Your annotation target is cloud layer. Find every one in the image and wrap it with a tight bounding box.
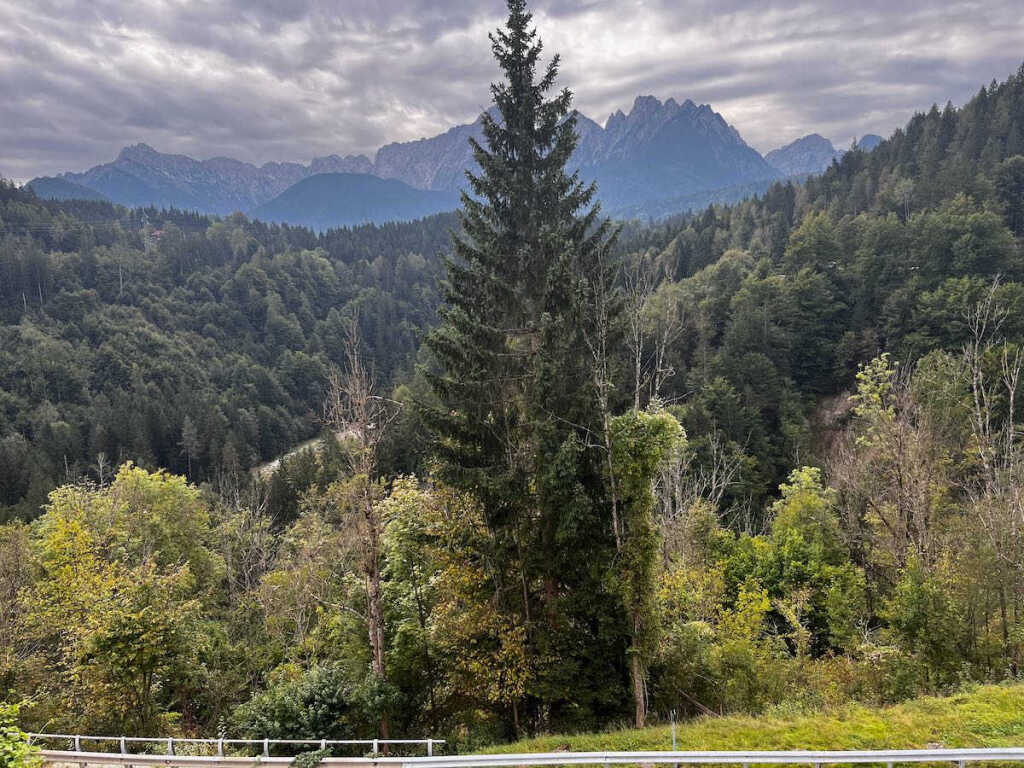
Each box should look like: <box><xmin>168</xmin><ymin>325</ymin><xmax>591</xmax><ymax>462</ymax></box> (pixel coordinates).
<box><xmin>2</xmin><ymin>0</ymin><xmax>1021</xmax><ymax>182</ymax></box>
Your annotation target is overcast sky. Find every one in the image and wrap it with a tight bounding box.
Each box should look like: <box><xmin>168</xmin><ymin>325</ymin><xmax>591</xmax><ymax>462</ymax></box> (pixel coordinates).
<box><xmin>1</xmin><ymin>0</ymin><xmax>1022</xmax><ymax>182</ymax></box>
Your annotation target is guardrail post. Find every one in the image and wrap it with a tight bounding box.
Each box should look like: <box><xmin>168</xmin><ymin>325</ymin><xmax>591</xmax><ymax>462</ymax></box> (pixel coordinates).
<box><xmin>120</xmin><ymin>737</ymin><xmax>126</xmax><ymax>754</ymax></box>
<box><xmin>218</xmin><ymin>738</ymin><xmax>224</xmax><ymax>757</ymax></box>
<box><xmin>264</xmin><ymin>738</ymin><xmax>270</xmax><ymax>757</ymax></box>
<box><xmin>959</xmin><ymin>762</ymin><xmax>966</xmax><ymax>768</ymax></box>
<box><xmin>427</xmin><ymin>739</ymin><xmax>433</xmax><ymax>757</ymax></box>
<box><xmin>74</xmin><ymin>736</ymin><xmax>81</xmax><ymax>753</ymax></box>
<box><xmin>373</xmin><ymin>739</ymin><xmax>379</xmax><ymax>756</ymax></box>
<box><xmin>168</xmin><ymin>738</ymin><xmax>175</xmax><ymax>756</ymax></box>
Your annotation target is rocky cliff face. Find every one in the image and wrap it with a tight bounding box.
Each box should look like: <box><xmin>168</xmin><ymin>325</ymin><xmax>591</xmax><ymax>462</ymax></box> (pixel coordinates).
<box><xmin>373</xmin><ymin>115</ymin><xmax>485</xmax><ymax>191</ymax></box>
<box><xmin>583</xmin><ymin>96</ymin><xmax>778</xmax><ymax>214</ymax></box>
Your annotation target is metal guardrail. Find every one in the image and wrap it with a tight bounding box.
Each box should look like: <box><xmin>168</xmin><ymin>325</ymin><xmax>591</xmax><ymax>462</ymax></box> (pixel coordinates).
<box><xmin>28</xmin><ymin>734</ymin><xmax>443</xmax><ymax>759</ymax></box>
<box><xmin>33</xmin><ymin>748</ymin><xmax>1024</xmax><ymax>768</ymax></box>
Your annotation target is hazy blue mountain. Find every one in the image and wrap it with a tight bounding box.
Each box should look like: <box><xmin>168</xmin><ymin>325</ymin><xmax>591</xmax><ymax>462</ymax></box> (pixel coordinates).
<box><xmin>765</xmin><ymin>133</ymin><xmax>842</xmax><ymax>177</ymax></box>
<box><xmin>856</xmin><ymin>134</ymin><xmax>883</xmax><ymax>150</ymax></box>
<box><xmin>763</xmin><ymin>132</ymin><xmax>885</xmax><ymax>180</ymax></box>
<box><xmin>59</xmin><ymin>144</ymin><xmax>373</xmax><ymax>213</ymax></box>
<box><xmin>250</xmin><ymin>173</ymin><xmax>460</xmax><ymax>230</ymax></box>
<box><xmin>27</xmin><ymin>176</ymin><xmax>110</xmax><ymax>202</ymax></box>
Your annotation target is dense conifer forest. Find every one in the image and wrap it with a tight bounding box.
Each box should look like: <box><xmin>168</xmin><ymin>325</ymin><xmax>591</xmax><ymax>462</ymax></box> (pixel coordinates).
<box><xmin>3</xmin><ymin>0</ymin><xmax>1024</xmax><ymax>750</ymax></box>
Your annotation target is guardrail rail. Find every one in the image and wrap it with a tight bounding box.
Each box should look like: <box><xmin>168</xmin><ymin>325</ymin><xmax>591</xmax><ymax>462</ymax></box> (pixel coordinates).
<box><xmin>29</xmin><ymin>746</ymin><xmax>1024</xmax><ymax>768</ymax></box>
<box><xmin>28</xmin><ymin>734</ymin><xmax>444</xmax><ymax>763</ymax></box>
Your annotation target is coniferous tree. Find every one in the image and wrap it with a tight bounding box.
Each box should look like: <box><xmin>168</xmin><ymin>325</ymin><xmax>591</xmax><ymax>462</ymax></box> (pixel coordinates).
<box><xmin>423</xmin><ymin>0</ymin><xmax>623</xmax><ymax>732</ymax></box>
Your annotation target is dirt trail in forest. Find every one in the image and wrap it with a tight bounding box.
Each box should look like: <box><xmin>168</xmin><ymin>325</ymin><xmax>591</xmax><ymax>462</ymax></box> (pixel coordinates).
<box><xmin>252</xmin><ymin>430</ymin><xmax>347</xmax><ymax>478</ymax></box>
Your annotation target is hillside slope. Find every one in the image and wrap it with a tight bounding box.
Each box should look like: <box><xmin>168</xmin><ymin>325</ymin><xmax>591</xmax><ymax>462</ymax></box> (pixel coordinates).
<box><xmin>27</xmin><ymin>176</ymin><xmax>110</xmax><ymax>202</ymax></box>
<box><xmin>251</xmin><ymin>172</ymin><xmax>460</xmax><ymax>229</ymax></box>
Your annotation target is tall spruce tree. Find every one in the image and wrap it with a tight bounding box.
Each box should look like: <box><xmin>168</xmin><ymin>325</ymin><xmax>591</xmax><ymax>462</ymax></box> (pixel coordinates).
<box><xmin>423</xmin><ymin>0</ymin><xmax>625</xmax><ymax>733</ymax></box>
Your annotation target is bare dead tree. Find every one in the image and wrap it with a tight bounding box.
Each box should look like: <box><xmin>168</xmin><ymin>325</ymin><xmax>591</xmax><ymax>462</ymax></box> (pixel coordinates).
<box><xmin>622</xmin><ymin>254</ymin><xmax>689</xmax><ymax>412</ymax></box>
<box><xmin>624</xmin><ymin>256</ymin><xmax>654</xmax><ymax>412</ymax></box>
<box><xmin>962</xmin><ymin>279</ymin><xmax>1024</xmax><ymax>671</ymax></box>
<box><xmin>218</xmin><ymin>488</ymin><xmax>277</xmax><ymax>601</ymax></box>
<box><xmin>657</xmin><ymin>429</ymin><xmax>744</xmax><ymax>562</ymax></box>
<box><xmin>965</xmin><ymin>278</ymin><xmax>1013</xmax><ymax>484</ymax></box>
<box><xmin>647</xmin><ymin>284</ymin><xmax>686</xmax><ymax>403</ymax></box>
<box><xmin>323</xmin><ymin>315</ymin><xmax>401</xmax><ymax>741</ymax></box>
<box><xmin>828</xmin><ymin>356</ymin><xmax>953</xmax><ymax>579</ymax></box>
<box><xmin>582</xmin><ymin>242</ymin><xmax>625</xmax><ymax>549</ymax></box>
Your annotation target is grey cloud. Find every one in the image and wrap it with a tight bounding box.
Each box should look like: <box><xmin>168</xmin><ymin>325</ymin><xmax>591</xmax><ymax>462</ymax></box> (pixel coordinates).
<box><xmin>0</xmin><ymin>0</ymin><xmax>1021</xmax><ymax>182</ymax></box>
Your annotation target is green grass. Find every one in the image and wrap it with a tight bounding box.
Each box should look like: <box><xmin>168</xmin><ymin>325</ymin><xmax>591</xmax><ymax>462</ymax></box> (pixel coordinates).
<box><xmin>480</xmin><ymin>684</ymin><xmax>1024</xmax><ymax>753</ymax></box>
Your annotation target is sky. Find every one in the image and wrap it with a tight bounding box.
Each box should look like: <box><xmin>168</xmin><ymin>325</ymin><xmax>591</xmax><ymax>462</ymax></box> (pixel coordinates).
<box><xmin>1</xmin><ymin>0</ymin><xmax>1022</xmax><ymax>183</ymax></box>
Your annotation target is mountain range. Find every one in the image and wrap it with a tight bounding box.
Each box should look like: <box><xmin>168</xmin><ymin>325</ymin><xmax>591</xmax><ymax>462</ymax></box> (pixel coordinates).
<box><xmin>29</xmin><ymin>96</ymin><xmax>883</xmax><ymax>227</ymax></box>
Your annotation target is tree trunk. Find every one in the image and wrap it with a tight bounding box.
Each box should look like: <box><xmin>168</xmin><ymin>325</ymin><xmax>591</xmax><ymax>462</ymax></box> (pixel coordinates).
<box><xmin>365</xmin><ymin>489</ymin><xmax>389</xmax><ymax>745</ymax></box>
<box><xmin>367</xmin><ymin>564</ymin><xmax>390</xmax><ymax>746</ymax></box>
<box><xmin>631</xmin><ymin>647</ymin><xmax>646</xmax><ymax>728</ymax></box>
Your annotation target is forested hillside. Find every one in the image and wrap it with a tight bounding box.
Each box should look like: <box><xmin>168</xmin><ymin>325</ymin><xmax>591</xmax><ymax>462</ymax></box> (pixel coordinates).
<box><xmin>624</xmin><ymin>66</ymin><xmax>1024</xmax><ymax>516</ymax></box>
<box><xmin>0</xmin><ymin>187</ymin><xmax>455</xmax><ymax>519</ymax></box>
<box><xmin>2</xmin><ymin>0</ymin><xmax>1024</xmax><ymax>753</ymax></box>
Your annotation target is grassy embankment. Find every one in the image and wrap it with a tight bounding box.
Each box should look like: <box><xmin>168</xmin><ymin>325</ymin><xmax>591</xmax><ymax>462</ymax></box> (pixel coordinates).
<box><xmin>480</xmin><ymin>684</ymin><xmax>1024</xmax><ymax>753</ymax></box>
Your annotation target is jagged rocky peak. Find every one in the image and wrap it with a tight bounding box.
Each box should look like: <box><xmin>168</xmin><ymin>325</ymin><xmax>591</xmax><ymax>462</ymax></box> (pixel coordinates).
<box><xmin>605</xmin><ymin>108</ymin><xmax>627</xmax><ymax>133</ymax></box>
<box><xmin>118</xmin><ymin>142</ymin><xmax>157</xmax><ymax>159</ymax></box>
<box><xmin>613</xmin><ymin>95</ymin><xmax>682</xmax><ymax>128</ymax></box>
<box><xmin>309</xmin><ymin>154</ymin><xmax>373</xmax><ymax>175</ymax></box>
<box><xmin>601</xmin><ymin>95</ymin><xmax>747</xmax><ymax>150</ymax></box>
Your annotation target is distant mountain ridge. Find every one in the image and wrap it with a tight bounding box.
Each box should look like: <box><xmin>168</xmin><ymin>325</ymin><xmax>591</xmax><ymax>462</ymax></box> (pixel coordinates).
<box><xmin>765</xmin><ymin>133</ymin><xmax>886</xmax><ymax>178</ymax></box>
<box><xmin>57</xmin><ymin>143</ymin><xmax>373</xmax><ymax>214</ymax></box>
<box><xmin>35</xmin><ymin>98</ymin><xmax>883</xmax><ymax>224</ymax></box>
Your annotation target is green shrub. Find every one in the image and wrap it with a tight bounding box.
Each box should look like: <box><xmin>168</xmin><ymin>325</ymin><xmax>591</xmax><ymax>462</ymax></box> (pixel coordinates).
<box><xmin>0</xmin><ymin>702</ymin><xmax>40</xmax><ymax>768</ymax></box>
<box><xmin>231</xmin><ymin>665</ymin><xmax>368</xmax><ymax>749</ymax></box>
